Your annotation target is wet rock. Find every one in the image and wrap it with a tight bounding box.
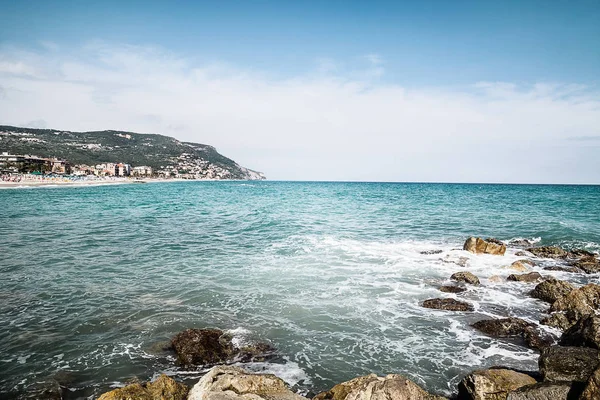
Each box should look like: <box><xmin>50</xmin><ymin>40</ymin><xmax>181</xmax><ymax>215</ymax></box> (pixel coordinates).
<box><xmin>507</xmin><ymin>272</ymin><xmax>543</xmax><ymax>283</ymax></box>
<box><xmin>509</xmin><ymin>239</ymin><xmax>534</xmax><ymax>248</ymax></box>
<box><xmin>506</xmin><ymin>261</ymin><xmax>531</xmax><ymax>272</ymax></box>
<box><xmin>439</xmin><ymin>285</ymin><xmax>467</xmax><ymax>293</ymax></box>
<box><xmin>581</xmin><ymin>365</ymin><xmax>600</xmax><ymax>400</ymax></box>
<box><xmin>451</xmin><ymin>271</ymin><xmax>480</xmax><ymax>285</ymax></box>
<box><xmin>506</xmin><ymin>382</ymin><xmax>577</xmax><ymax>400</ymax></box>
<box><xmin>314</xmin><ymin>373</ymin><xmax>446</xmax><ymax>400</ymax></box>
<box><xmin>569</xmin><ymin>249</ymin><xmax>597</xmax><ymax>259</ymax></box>
<box><xmin>171</xmin><ymin>328</ymin><xmax>274</xmax><ymax>367</ymax></box>
<box><xmin>527</xmin><ymin>246</ymin><xmax>567</xmax><ymax>259</ymax></box>
<box><xmin>540</xmin><ymin>314</ymin><xmax>572</xmax><ymax>332</ymax></box>
<box><xmin>188</xmin><ymin>365</ymin><xmax>306</xmax><ymax>400</ymax></box>
<box><xmin>515</xmin><ymin>251</ymin><xmax>532</xmax><ymax>257</ymax></box>
<box><xmin>422</xmin><ymin>298</ymin><xmax>474</xmax><ymax>311</ymax></box>
<box><xmin>542</xmin><ymin>266</ymin><xmax>582</xmax><ymax>273</ymax></box>
<box><xmin>529</xmin><ymin>278</ymin><xmax>575</xmax><ymax>304</ymax></box>
<box><xmin>472</xmin><ymin>318</ymin><xmax>532</xmax><ymax>337</ymax></box>
<box><xmin>572</xmin><ymin>256</ymin><xmax>600</xmax><ymax>274</ymax></box>
<box><xmin>559</xmin><ymin>316</ymin><xmax>600</xmax><ymax>349</ymax></box>
<box><xmin>549</xmin><ymin>284</ymin><xmax>600</xmax><ymax>330</ymax></box>
<box><xmin>488</xmin><ymin>275</ymin><xmax>505</xmax><ymax>283</ymax></box>
<box><xmin>421</xmin><ymin>250</ymin><xmax>443</xmax><ymax>255</ymax></box>
<box><xmin>172</xmin><ymin>328</ymin><xmax>235</xmax><ymax>366</ymax></box>
<box><xmin>464</xmin><ymin>237</ymin><xmax>506</xmax><ymax>256</ymax></box>
<box><xmin>98</xmin><ymin>374</ymin><xmax>188</xmax><ymax>400</ymax></box>
<box><xmin>539</xmin><ymin>346</ymin><xmax>600</xmax><ymax>383</ymax></box>
<box><xmin>457</xmin><ymin>368</ymin><xmax>537</xmax><ymax>400</ymax></box>
<box><xmin>522</xmin><ymin>326</ymin><xmax>555</xmax><ymax>351</ymax></box>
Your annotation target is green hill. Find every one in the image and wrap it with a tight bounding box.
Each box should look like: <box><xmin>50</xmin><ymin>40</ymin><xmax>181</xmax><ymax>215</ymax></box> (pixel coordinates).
<box><xmin>0</xmin><ymin>125</ymin><xmax>265</xmax><ymax>180</ymax></box>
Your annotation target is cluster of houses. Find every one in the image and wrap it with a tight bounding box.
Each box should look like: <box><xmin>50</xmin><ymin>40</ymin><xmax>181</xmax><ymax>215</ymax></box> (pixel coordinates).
<box><xmin>0</xmin><ymin>152</ymin><xmax>153</xmax><ymax>177</ymax></box>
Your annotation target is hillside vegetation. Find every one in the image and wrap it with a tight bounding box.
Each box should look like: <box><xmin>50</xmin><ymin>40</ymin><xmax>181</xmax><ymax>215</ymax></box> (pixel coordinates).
<box><xmin>0</xmin><ymin>125</ymin><xmax>264</xmax><ymax>179</ymax></box>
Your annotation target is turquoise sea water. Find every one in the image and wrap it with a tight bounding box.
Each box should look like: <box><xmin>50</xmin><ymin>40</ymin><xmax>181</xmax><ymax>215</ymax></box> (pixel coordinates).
<box><xmin>1</xmin><ymin>181</ymin><xmax>599</xmax><ymax>399</ymax></box>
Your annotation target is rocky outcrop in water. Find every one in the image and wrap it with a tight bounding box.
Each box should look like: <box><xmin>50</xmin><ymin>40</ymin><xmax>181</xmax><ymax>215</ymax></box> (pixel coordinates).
<box><xmin>529</xmin><ymin>278</ymin><xmax>575</xmax><ymax>304</ymax></box>
<box><xmin>464</xmin><ymin>237</ymin><xmax>506</xmax><ymax>256</ymax></box>
<box><xmin>457</xmin><ymin>368</ymin><xmax>537</xmax><ymax>400</ymax></box>
<box><xmin>507</xmin><ymin>272</ymin><xmax>542</xmax><ymax>283</ymax></box>
<box><xmin>439</xmin><ymin>285</ymin><xmax>467</xmax><ymax>293</ymax></box>
<box><xmin>507</xmin><ymin>261</ymin><xmax>531</xmax><ymax>272</ymax></box>
<box><xmin>559</xmin><ymin>316</ymin><xmax>600</xmax><ymax>349</ymax></box>
<box><xmin>422</xmin><ymin>298</ymin><xmax>474</xmax><ymax>311</ymax></box>
<box><xmin>451</xmin><ymin>271</ymin><xmax>480</xmax><ymax>285</ymax></box>
<box><xmin>314</xmin><ymin>373</ymin><xmax>447</xmax><ymax>400</ymax></box>
<box><xmin>539</xmin><ymin>346</ymin><xmax>600</xmax><ymax>383</ymax></box>
<box><xmin>471</xmin><ymin>318</ymin><xmax>553</xmax><ymax>351</ymax></box>
<box><xmin>188</xmin><ymin>365</ymin><xmax>306</xmax><ymax>400</ymax></box>
<box><xmin>171</xmin><ymin>328</ymin><xmax>274</xmax><ymax>367</ymax></box>
<box><xmin>98</xmin><ymin>374</ymin><xmax>188</xmax><ymax>400</ymax></box>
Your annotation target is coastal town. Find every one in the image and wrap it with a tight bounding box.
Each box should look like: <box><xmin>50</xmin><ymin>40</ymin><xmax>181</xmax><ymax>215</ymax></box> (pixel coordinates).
<box><xmin>0</xmin><ymin>150</ymin><xmax>263</xmax><ymax>185</ymax></box>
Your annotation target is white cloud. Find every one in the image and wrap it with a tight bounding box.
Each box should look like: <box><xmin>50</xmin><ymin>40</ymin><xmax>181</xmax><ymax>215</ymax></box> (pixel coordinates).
<box><xmin>0</xmin><ymin>43</ymin><xmax>599</xmax><ymax>183</ymax></box>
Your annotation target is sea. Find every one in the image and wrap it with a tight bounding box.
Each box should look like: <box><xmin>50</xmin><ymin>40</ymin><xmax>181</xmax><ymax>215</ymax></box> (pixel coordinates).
<box><xmin>1</xmin><ymin>181</ymin><xmax>599</xmax><ymax>399</ymax></box>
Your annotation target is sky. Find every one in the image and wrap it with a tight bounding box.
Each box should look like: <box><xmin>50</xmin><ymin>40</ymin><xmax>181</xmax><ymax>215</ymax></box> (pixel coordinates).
<box><xmin>0</xmin><ymin>0</ymin><xmax>599</xmax><ymax>183</ymax></box>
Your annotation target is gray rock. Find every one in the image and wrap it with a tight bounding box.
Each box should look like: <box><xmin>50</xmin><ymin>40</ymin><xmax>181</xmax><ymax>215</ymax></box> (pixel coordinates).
<box><xmin>539</xmin><ymin>346</ymin><xmax>600</xmax><ymax>383</ymax></box>
<box><xmin>439</xmin><ymin>285</ymin><xmax>467</xmax><ymax>293</ymax></box>
<box><xmin>422</xmin><ymin>298</ymin><xmax>474</xmax><ymax>311</ymax></box>
<box><xmin>451</xmin><ymin>271</ymin><xmax>480</xmax><ymax>285</ymax></box>
<box><xmin>506</xmin><ymin>382</ymin><xmax>575</xmax><ymax>400</ymax></box>
<box><xmin>507</xmin><ymin>272</ymin><xmax>543</xmax><ymax>283</ymax></box>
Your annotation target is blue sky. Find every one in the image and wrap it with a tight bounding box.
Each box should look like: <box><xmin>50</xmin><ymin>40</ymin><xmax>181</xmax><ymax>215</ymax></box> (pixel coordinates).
<box><xmin>1</xmin><ymin>1</ymin><xmax>599</xmax><ymax>182</ymax></box>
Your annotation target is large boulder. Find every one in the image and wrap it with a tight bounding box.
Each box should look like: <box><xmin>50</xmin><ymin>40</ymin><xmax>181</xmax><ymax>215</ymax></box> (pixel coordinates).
<box><xmin>188</xmin><ymin>365</ymin><xmax>306</xmax><ymax>400</ymax></box>
<box><xmin>539</xmin><ymin>346</ymin><xmax>600</xmax><ymax>383</ymax></box>
<box><xmin>313</xmin><ymin>373</ymin><xmax>446</xmax><ymax>400</ymax></box>
<box><xmin>527</xmin><ymin>247</ymin><xmax>568</xmax><ymax>259</ymax></box>
<box><xmin>457</xmin><ymin>368</ymin><xmax>537</xmax><ymax>400</ymax></box>
<box><xmin>529</xmin><ymin>279</ymin><xmax>575</xmax><ymax>304</ymax></box>
<box><xmin>422</xmin><ymin>298</ymin><xmax>474</xmax><ymax>311</ymax></box>
<box><xmin>171</xmin><ymin>329</ymin><xmax>274</xmax><ymax>367</ymax></box>
<box><xmin>559</xmin><ymin>316</ymin><xmax>600</xmax><ymax>349</ymax></box>
<box><xmin>451</xmin><ymin>272</ymin><xmax>480</xmax><ymax>285</ymax></box>
<box><xmin>547</xmin><ymin>284</ymin><xmax>600</xmax><ymax>330</ymax></box>
<box><xmin>507</xmin><ymin>272</ymin><xmax>542</xmax><ymax>283</ymax></box>
<box><xmin>464</xmin><ymin>237</ymin><xmax>506</xmax><ymax>256</ymax></box>
<box><xmin>505</xmin><ymin>382</ymin><xmax>576</xmax><ymax>400</ymax></box>
<box><xmin>98</xmin><ymin>374</ymin><xmax>188</xmax><ymax>400</ymax></box>
<box><xmin>581</xmin><ymin>365</ymin><xmax>600</xmax><ymax>400</ymax></box>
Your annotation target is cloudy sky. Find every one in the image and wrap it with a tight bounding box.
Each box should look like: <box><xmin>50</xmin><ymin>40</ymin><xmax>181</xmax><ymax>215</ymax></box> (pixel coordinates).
<box><xmin>1</xmin><ymin>1</ymin><xmax>599</xmax><ymax>183</ymax></box>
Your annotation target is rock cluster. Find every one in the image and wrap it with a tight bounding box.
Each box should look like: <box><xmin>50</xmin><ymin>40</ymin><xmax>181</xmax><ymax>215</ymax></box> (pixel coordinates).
<box><xmin>97</xmin><ymin>238</ymin><xmax>600</xmax><ymax>400</ymax></box>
